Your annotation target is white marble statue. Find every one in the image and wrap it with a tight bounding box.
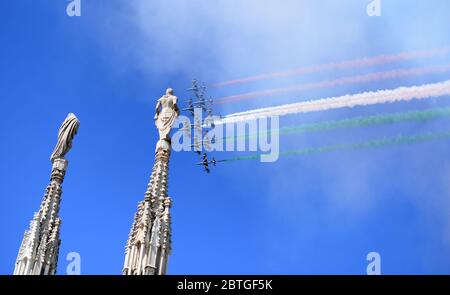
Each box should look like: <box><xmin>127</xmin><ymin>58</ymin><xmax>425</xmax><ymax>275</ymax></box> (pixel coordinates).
<box><xmin>154</xmin><ymin>88</ymin><xmax>179</xmax><ymax>141</ymax></box>
<box><xmin>50</xmin><ymin>113</ymin><xmax>80</xmax><ymax>162</ymax></box>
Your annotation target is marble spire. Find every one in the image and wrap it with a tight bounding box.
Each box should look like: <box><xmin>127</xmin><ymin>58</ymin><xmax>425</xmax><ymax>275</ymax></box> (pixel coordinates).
<box><xmin>14</xmin><ymin>113</ymin><xmax>80</xmax><ymax>275</ymax></box>
<box><xmin>123</xmin><ymin>89</ymin><xmax>178</xmax><ymax>275</ymax></box>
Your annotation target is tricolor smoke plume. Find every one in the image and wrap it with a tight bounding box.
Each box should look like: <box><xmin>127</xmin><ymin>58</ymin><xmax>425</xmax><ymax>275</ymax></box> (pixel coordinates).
<box><xmin>223</xmin><ymin>130</ymin><xmax>450</xmax><ymax>162</ymax></box>
<box><xmin>216</xmin><ymin>80</ymin><xmax>450</xmax><ymax>125</ymax></box>
<box><xmin>218</xmin><ymin>107</ymin><xmax>450</xmax><ymax>143</ymax></box>
<box><xmin>216</xmin><ymin>64</ymin><xmax>450</xmax><ymax>104</ymax></box>
<box><xmin>213</xmin><ymin>47</ymin><xmax>450</xmax><ymax>88</ymax></box>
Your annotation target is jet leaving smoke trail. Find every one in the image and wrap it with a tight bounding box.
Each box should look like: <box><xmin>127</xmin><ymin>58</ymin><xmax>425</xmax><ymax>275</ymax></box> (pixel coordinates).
<box><xmin>216</xmin><ymin>80</ymin><xmax>450</xmax><ymax>125</ymax></box>
<box><xmin>216</xmin><ymin>64</ymin><xmax>450</xmax><ymax>104</ymax></box>
<box><xmin>222</xmin><ymin>130</ymin><xmax>450</xmax><ymax>162</ymax></box>
<box><xmin>217</xmin><ymin>107</ymin><xmax>450</xmax><ymax>143</ymax></box>
<box><xmin>213</xmin><ymin>47</ymin><xmax>450</xmax><ymax>88</ymax></box>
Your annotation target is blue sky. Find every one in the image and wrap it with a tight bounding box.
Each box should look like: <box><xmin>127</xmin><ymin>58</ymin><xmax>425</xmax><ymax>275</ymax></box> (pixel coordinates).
<box><xmin>1</xmin><ymin>0</ymin><xmax>450</xmax><ymax>274</ymax></box>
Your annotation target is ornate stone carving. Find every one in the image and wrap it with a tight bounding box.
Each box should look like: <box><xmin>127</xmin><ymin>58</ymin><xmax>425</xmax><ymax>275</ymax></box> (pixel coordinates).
<box><xmin>123</xmin><ymin>89</ymin><xmax>176</xmax><ymax>275</ymax></box>
<box><xmin>14</xmin><ymin>113</ymin><xmax>79</xmax><ymax>275</ymax></box>
<box><xmin>154</xmin><ymin>88</ymin><xmax>179</xmax><ymax>142</ymax></box>
<box><xmin>50</xmin><ymin>113</ymin><xmax>80</xmax><ymax>162</ymax></box>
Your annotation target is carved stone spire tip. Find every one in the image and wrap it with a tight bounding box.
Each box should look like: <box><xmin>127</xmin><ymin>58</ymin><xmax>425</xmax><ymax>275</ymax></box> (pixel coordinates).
<box><xmin>50</xmin><ymin>113</ymin><xmax>80</xmax><ymax>162</ymax></box>
<box><xmin>154</xmin><ymin>88</ymin><xmax>179</xmax><ymax>142</ymax></box>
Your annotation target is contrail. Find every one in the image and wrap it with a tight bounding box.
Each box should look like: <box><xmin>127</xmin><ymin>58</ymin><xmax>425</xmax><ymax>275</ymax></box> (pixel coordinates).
<box><xmin>213</xmin><ymin>46</ymin><xmax>450</xmax><ymax>88</ymax></box>
<box><xmin>216</xmin><ymin>80</ymin><xmax>450</xmax><ymax>125</ymax></box>
<box><xmin>222</xmin><ymin>130</ymin><xmax>450</xmax><ymax>162</ymax></box>
<box><xmin>216</xmin><ymin>64</ymin><xmax>450</xmax><ymax>104</ymax></box>
<box><xmin>217</xmin><ymin>107</ymin><xmax>450</xmax><ymax>143</ymax></box>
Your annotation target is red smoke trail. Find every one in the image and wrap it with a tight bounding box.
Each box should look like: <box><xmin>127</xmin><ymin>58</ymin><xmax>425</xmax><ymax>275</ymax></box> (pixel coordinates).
<box><xmin>215</xmin><ymin>64</ymin><xmax>450</xmax><ymax>105</ymax></box>
<box><xmin>213</xmin><ymin>47</ymin><xmax>450</xmax><ymax>88</ymax></box>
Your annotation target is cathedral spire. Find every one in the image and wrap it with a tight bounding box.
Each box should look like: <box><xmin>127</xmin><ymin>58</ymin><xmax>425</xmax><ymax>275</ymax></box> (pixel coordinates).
<box><xmin>14</xmin><ymin>113</ymin><xmax>80</xmax><ymax>275</ymax></box>
<box><xmin>123</xmin><ymin>89</ymin><xmax>179</xmax><ymax>275</ymax></box>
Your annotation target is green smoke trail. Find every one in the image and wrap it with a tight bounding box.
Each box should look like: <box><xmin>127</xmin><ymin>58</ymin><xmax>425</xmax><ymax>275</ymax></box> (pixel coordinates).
<box><xmin>217</xmin><ymin>107</ymin><xmax>450</xmax><ymax>143</ymax></box>
<box><xmin>222</xmin><ymin>130</ymin><xmax>450</xmax><ymax>162</ymax></box>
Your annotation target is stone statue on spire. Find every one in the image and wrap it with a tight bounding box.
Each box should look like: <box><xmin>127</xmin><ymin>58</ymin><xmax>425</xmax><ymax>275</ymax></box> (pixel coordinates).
<box><xmin>50</xmin><ymin>113</ymin><xmax>80</xmax><ymax>162</ymax></box>
<box><xmin>14</xmin><ymin>113</ymin><xmax>79</xmax><ymax>275</ymax></box>
<box><xmin>154</xmin><ymin>88</ymin><xmax>179</xmax><ymax>142</ymax></box>
<box><xmin>123</xmin><ymin>88</ymin><xmax>177</xmax><ymax>275</ymax></box>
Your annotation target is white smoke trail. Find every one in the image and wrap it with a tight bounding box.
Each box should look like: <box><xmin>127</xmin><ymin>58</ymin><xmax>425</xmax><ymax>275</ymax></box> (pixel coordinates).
<box><xmin>216</xmin><ymin>80</ymin><xmax>450</xmax><ymax>125</ymax></box>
